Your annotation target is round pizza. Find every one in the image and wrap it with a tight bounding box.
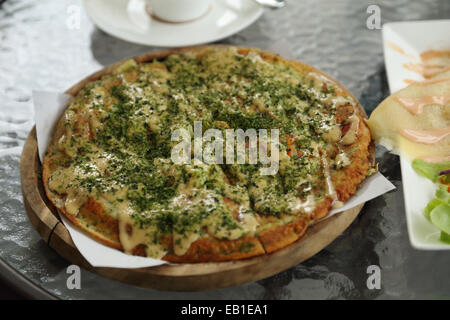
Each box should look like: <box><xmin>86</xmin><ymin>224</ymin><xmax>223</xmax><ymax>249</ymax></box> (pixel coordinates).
<box><xmin>42</xmin><ymin>46</ymin><xmax>373</xmax><ymax>263</ymax></box>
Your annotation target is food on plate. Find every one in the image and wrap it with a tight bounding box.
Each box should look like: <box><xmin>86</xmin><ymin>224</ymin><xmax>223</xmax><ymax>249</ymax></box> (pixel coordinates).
<box><xmin>412</xmin><ymin>159</ymin><xmax>450</xmax><ymax>244</ymax></box>
<box><xmin>42</xmin><ymin>46</ymin><xmax>373</xmax><ymax>262</ymax></box>
<box><xmin>367</xmin><ymin>77</ymin><xmax>450</xmax><ymax>160</ymax></box>
<box><xmin>369</xmin><ymin>47</ymin><xmax>450</xmax><ymax>245</ymax></box>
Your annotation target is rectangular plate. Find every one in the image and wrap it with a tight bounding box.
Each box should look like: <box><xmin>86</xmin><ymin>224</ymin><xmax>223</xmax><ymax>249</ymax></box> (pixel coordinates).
<box><xmin>382</xmin><ymin>20</ymin><xmax>450</xmax><ymax>250</ymax></box>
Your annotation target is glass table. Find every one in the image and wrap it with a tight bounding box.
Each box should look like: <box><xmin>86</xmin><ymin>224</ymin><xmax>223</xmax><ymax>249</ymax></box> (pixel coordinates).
<box><xmin>0</xmin><ymin>0</ymin><xmax>449</xmax><ymax>299</ymax></box>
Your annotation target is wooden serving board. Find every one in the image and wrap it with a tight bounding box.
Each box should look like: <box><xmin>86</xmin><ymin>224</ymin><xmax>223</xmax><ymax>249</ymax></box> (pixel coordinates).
<box><xmin>20</xmin><ymin>46</ymin><xmax>366</xmax><ymax>291</ymax></box>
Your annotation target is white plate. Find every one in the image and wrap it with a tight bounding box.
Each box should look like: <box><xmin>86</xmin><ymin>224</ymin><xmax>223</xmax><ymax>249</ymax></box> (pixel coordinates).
<box><xmin>382</xmin><ymin>20</ymin><xmax>450</xmax><ymax>250</ymax></box>
<box><xmin>83</xmin><ymin>0</ymin><xmax>264</xmax><ymax>47</ymax></box>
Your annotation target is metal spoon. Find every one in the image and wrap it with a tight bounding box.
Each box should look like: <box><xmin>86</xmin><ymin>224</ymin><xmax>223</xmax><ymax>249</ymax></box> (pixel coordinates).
<box><xmin>254</xmin><ymin>0</ymin><xmax>286</xmax><ymax>9</ymax></box>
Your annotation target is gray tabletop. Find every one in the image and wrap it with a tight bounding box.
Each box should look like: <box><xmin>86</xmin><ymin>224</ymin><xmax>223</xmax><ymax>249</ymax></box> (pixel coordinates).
<box><xmin>0</xmin><ymin>0</ymin><xmax>449</xmax><ymax>300</ymax></box>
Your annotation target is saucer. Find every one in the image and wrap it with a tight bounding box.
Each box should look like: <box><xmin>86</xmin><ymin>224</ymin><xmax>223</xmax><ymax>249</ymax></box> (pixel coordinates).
<box><xmin>83</xmin><ymin>0</ymin><xmax>264</xmax><ymax>47</ymax></box>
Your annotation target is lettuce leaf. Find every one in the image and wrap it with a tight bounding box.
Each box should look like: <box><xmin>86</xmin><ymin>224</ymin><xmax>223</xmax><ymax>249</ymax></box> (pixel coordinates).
<box><xmin>435</xmin><ymin>184</ymin><xmax>450</xmax><ymax>203</ymax></box>
<box><xmin>412</xmin><ymin>159</ymin><xmax>450</xmax><ymax>182</ymax></box>
<box><xmin>412</xmin><ymin>159</ymin><xmax>450</xmax><ymax>245</ymax></box>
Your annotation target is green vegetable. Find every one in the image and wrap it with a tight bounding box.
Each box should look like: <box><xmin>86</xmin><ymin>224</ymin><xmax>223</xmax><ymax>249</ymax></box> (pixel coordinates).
<box><xmin>440</xmin><ymin>231</ymin><xmax>450</xmax><ymax>244</ymax></box>
<box><xmin>430</xmin><ymin>204</ymin><xmax>450</xmax><ymax>234</ymax></box>
<box><xmin>435</xmin><ymin>184</ymin><xmax>450</xmax><ymax>203</ymax></box>
<box><xmin>412</xmin><ymin>159</ymin><xmax>450</xmax><ymax>245</ymax></box>
<box><xmin>412</xmin><ymin>159</ymin><xmax>450</xmax><ymax>182</ymax></box>
<box><xmin>424</xmin><ymin>198</ymin><xmax>446</xmax><ymax>221</ymax></box>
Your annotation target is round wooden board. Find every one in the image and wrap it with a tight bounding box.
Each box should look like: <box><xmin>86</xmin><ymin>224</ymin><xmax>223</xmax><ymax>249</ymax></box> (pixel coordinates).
<box><xmin>20</xmin><ymin>46</ymin><xmax>368</xmax><ymax>291</ymax></box>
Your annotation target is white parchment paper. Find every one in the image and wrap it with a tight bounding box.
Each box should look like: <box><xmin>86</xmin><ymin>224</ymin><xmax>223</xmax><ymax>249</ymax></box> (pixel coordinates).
<box><xmin>31</xmin><ymin>50</ymin><xmax>395</xmax><ymax>268</ymax></box>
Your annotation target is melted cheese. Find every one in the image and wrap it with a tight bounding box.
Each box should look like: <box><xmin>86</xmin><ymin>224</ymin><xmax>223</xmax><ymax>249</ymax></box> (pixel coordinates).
<box><xmin>65</xmin><ymin>191</ymin><xmax>87</xmax><ymax>216</ymax></box>
<box><xmin>322</xmin><ymin>155</ymin><xmax>337</xmax><ymax>202</ymax></box>
<box><xmin>322</xmin><ymin>124</ymin><xmax>341</xmax><ymax>142</ymax></box>
<box><xmin>118</xmin><ymin>207</ymin><xmax>168</xmax><ymax>259</ymax></box>
<box><xmin>341</xmin><ymin>114</ymin><xmax>360</xmax><ymax>145</ymax></box>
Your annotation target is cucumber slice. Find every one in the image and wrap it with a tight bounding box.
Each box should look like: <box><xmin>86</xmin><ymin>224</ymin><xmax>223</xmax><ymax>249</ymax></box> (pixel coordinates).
<box><xmin>424</xmin><ymin>199</ymin><xmax>447</xmax><ymax>222</ymax></box>
<box><xmin>430</xmin><ymin>204</ymin><xmax>450</xmax><ymax>235</ymax></box>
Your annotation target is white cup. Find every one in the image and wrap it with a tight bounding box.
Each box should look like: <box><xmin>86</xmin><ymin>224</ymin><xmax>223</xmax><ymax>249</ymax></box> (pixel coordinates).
<box><xmin>146</xmin><ymin>0</ymin><xmax>211</xmax><ymax>23</ymax></box>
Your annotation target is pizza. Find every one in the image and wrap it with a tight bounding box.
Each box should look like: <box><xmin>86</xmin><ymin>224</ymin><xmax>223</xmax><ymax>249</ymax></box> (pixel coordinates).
<box><xmin>42</xmin><ymin>46</ymin><xmax>374</xmax><ymax>263</ymax></box>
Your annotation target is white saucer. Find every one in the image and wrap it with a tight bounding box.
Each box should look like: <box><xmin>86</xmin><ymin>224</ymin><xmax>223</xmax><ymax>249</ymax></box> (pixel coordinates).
<box><xmin>83</xmin><ymin>0</ymin><xmax>264</xmax><ymax>47</ymax></box>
